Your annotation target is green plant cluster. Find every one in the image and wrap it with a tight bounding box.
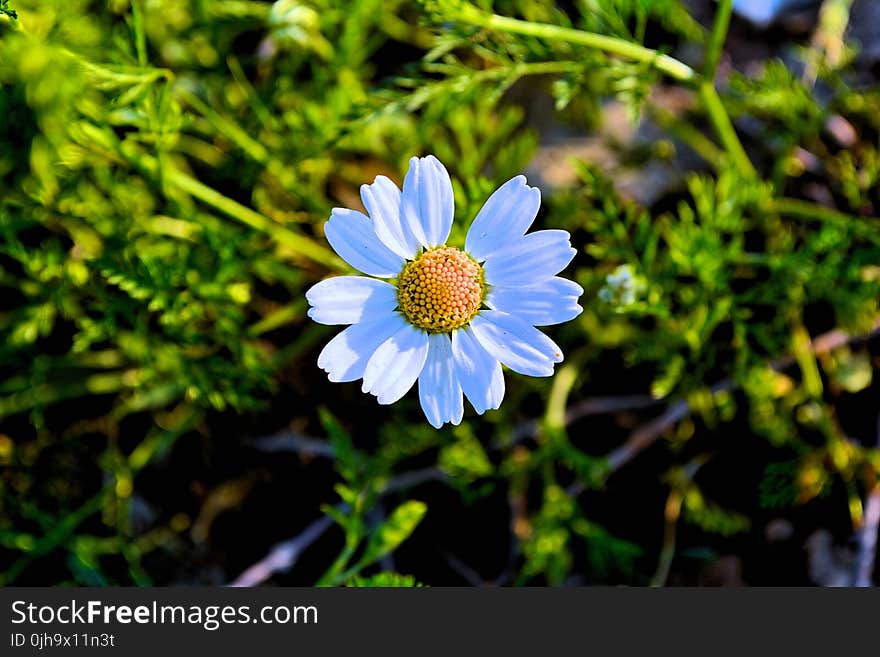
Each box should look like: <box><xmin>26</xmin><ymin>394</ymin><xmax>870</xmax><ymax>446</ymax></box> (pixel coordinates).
<box><xmin>1</xmin><ymin>0</ymin><xmax>879</xmax><ymax>586</ymax></box>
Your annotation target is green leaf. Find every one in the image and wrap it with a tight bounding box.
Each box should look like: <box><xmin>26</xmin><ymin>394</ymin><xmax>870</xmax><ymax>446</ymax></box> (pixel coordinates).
<box><xmin>359</xmin><ymin>500</ymin><xmax>427</xmax><ymax>568</ymax></box>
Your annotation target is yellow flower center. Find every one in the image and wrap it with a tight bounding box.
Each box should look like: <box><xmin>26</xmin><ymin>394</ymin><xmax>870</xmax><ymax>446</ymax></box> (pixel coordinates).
<box><xmin>397</xmin><ymin>246</ymin><xmax>485</xmax><ymax>333</ymax></box>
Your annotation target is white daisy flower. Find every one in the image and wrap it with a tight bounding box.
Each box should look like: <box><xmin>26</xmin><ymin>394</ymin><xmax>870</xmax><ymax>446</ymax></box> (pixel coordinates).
<box><xmin>306</xmin><ymin>155</ymin><xmax>584</xmax><ymax>428</ymax></box>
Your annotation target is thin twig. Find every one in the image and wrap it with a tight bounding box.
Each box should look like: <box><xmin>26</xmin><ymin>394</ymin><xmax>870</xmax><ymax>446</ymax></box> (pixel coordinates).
<box><xmin>382</xmin><ymin>467</ymin><xmax>447</xmax><ymax>493</ymax></box>
<box><xmin>368</xmin><ymin>506</ymin><xmax>396</xmax><ymax>573</ymax></box>
<box><xmin>254</xmin><ymin>398</ymin><xmax>661</xmax><ymax>458</ymax></box>
<box><xmin>228</xmin><ymin>467</ymin><xmax>447</xmax><ymax>586</ymax></box>
<box><xmin>605</xmin><ymin>320</ymin><xmax>880</xmax><ymax>476</ymax></box>
<box><xmin>854</xmin><ymin>412</ymin><xmax>880</xmax><ymax>587</ymax></box>
<box><xmin>453</xmin><ymin>6</ymin><xmax>696</xmax><ymax>83</ymax></box>
<box><xmin>607</xmin><ymin>379</ymin><xmax>733</xmax><ymax>474</ymax></box>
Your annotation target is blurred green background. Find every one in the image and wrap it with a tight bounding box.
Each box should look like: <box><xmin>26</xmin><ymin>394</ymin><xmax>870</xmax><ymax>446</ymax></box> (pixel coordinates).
<box><xmin>1</xmin><ymin>0</ymin><xmax>879</xmax><ymax>586</ymax></box>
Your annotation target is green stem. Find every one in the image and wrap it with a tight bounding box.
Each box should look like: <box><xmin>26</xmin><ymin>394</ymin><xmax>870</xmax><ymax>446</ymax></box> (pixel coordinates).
<box><xmin>456</xmin><ymin>5</ymin><xmax>759</xmax><ymax>179</ymax></box>
<box><xmin>767</xmin><ymin>197</ymin><xmax>880</xmax><ymax>239</ymax></box>
<box><xmin>454</xmin><ymin>7</ymin><xmax>696</xmax><ymax>83</ymax></box>
<box><xmin>500</xmin><ymin>60</ymin><xmax>588</xmax><ymax>77</ymax></box>
<box><xmin>316</xmin><ymin>539</ymin><xmax>359</xmax><ymax>587</ymax></box>
<box><xmin>698</xmin><ymin>0</ymin><xmax>756</xmax><ymax>177</ymax></box>
<box><xmin>703</xmin><ymin>0</ymin><xmax>733</xmax><ymax>78</ymax></box>
<box><xmin>249</xmin><ymin>300</ymin><xmax>307</xmax><ymax>337</ymax></box>
<box><xmin>647</xmin><ymin>105</ymin><xmax>725</xmax><ymax>166</ymax></box>
<box><xmin>543</xmin><ymin>364</ymin><xmax>577</xmax><ymax>435</ymax></box>
<box><xmin>698</xmin><ymin>81</ymin><xmax>756</xmax><ymax>178</ymax></box>
<box><xmin>792</xmin><ymin>322</ymin><xmax>824</xmax><ymax>398</ymax></box>
<box><xmin>227</xmin><ymin>55</ymin><xmax>276</xmax><ymax>131</ymax></box>
<box><xmin>118</xmin><ymin>146</ymin><xmax>345</xmax><ymax>271</ymax></box>
<box><xmin>2</xmin><ymin>493</ymin><xmax>106</xmax><ymax>586</ymax></box>
<box><xmin>0</xmin><ymin>371</ymin><xmax>136</xmax><ymax>420</ymax></box>
<box><xmin>130</xmin><ymin>0</ymin><xmax>148</xmax><ymax>68</ymax></box>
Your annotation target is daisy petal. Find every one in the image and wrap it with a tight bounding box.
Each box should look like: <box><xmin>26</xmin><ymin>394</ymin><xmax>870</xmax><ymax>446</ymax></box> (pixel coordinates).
<box><xmin>418</xmin><ymin>334</ymin><xmax>464</xmax><ymax>428</ymax></box>
<box><xmin>401</xmin><ymin>155</ymin><xmax>454</xmax><ymax>249</ymax></box>
<box><xmin>487</xmin><ymin>277</ymin><xmax>584</xmax><ymax>326</ymax></box>
<box><xmin>452</xmin><ymin>326</ymin><xmax>504</xmax><ymax>415</ymax></box>
<box><xmin>361</xmin><ymin>175</ymin><xmax>420</xmax><ymax>259</ymax></box>
<box><xmin>324</xmin><ymin>208</ymin><xmax>405</xmax><ymax>277</ymax></box>
<box><xmin>469</xmin><ymin>311</ymin><xmax>563</xmax><ymax>377</ymax></box>
<box><xmin>362</xmin><ymin>323</ymin><xmax>429</xmax><ymax>404</ymax></box>
<box><xmin>465</xmin><ymin>176</ymin><xmax>541</xmax><ymax>261</ymax></box>
<box><xmin>483</xmin><ymin>230</ymin><xmax>576</xmax><ymax>287</ymax></box>
<box><xmin>306</xmin><ymin>276</ymin><xmax>398</xmax><ymax>325</ymax></box>
<box><xmin>317</xmin><ymin>315</ymin><xmax>408</xmax><ymax>382</ymax></box>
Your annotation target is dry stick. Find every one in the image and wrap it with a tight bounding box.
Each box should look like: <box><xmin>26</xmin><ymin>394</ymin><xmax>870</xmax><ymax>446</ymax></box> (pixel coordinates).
<box><xmin>229</xmin><ymin>467</ymin><xmax>446</xmax><ymax>586</ymax></box>
<box><xmin>254</xmin><ymin>395</ymin><xmax>663</xmax><ymax>456</ymax></box>
<box><xmin>854</xmin><ymin>413</ymin><xmax>880</xmax><ymax>587</ymax></box>
<box><xmin>605</xmin><ymin>320</ymin><xmax>880</xmax><ymax>477</ymax></box>
<box><xmin>504</xmin><ymin>395</ymin><xmax>661</xmax><ymax>446</ymax></box>
<box><xmin>651</xmin><ymin>490</ymin><xmax>682</xmax><ymax>587</ymax></box>
<box><xmin>249</xmin><ymin>431</ymin><xmax>336</xmax><ymax>458</ymax></box>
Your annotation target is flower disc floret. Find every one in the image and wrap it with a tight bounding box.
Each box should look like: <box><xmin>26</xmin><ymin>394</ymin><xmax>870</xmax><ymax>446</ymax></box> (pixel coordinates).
<box><xmin>397</xmin><ymin>246</ymin><xmax>484</xmax><ymax>333</ymax></box>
